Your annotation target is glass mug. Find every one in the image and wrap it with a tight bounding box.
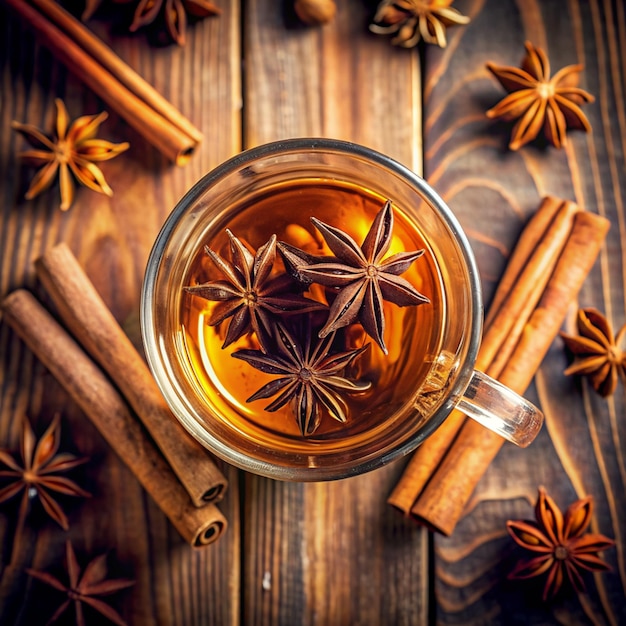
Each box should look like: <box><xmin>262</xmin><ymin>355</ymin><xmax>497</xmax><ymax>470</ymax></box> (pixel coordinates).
<box><xmin>141</xmin><ymin>138</ymin><xmax>543</xmax><ymax>481</ymax></box>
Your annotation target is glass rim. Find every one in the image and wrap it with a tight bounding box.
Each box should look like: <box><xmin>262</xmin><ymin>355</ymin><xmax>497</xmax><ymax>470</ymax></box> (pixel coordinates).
<box><xmin>141</xmin><ymin>137</ymin><xmax>484</xmax><ymax>481</ymax></box>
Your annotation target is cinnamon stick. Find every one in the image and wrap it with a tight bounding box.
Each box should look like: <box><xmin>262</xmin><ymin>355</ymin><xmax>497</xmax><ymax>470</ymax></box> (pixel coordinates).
<box><xmin>484</xmin><ymin>196</ymin><xmax>566</xmax><ymax>328</ymax></box>
<box><xmin>5</xmin><ymin>0</ymin><xmax>202</xmax><ymax>165</ymax></box>
<box><xmin>388</xmin><ymin>197</ymin><xmax>579</xmax><ymax>515</ymax></box>
<box><xmin>410</xmin><ymin>210</ymin><xmax>609</xmax><ymax>535</ymax></box>
<box><xmin>34</xmin><ymin>243</ymin><xmax>226</xmax><ymax>508</ymax></box>
<box><xmin>1</xmin><ymin>290</ymin><xmax>226</xmax><ymax>547</ymax></box>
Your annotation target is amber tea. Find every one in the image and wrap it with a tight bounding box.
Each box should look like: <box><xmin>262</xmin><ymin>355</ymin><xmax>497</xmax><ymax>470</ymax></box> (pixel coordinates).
<box><xmin>179</xmin><ymin>180</ymin><xmax>446</xmax><ymax>451</ymax></box>
<box><xmin>143</xmin><ymin>139</ymin><xmax>543</xmax><ymax>480</ymax></box>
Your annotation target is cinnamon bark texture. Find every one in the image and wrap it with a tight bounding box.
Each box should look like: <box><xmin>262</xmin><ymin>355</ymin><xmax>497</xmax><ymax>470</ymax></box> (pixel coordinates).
<box><xmin>388</xmin><ymin>196</ymin><xmax>578</xmax><ymax>515</ymax></box>
<box><xmin>388</xmin><ymin>199</ymin><xmax>609</xmax><ymax>535</ymax></box>
<box><xmin>4</xmin><ymin>0</ymin><xmax>202</xmax><ymax>165</ymax></box>
<box><xmin>1</xmin><ymin>290</ymin><xmax>226</xmax><ymax>547</ymax></box>
<box><xmin>35</xmin><ymin>243</ymin><xmax>226</xmax><ymax>508</ymax></box>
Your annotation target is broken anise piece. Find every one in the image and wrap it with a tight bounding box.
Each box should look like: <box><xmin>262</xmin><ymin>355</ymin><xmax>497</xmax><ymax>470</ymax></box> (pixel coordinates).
<box><xmin>278</xmin><ymin>200</ymin><xmax>429</xmax><ymax>355</ymax></box>
<box><xmin>81</xmin><ymin>0</ymin><xmax>102</xmax><ymax>20</ymax></box>
<box><xmin>0</xmin><ymin>414</ymin><xmax>90</xmax><ymax>536</ymax></box>
<box><xmin>486</xmin><ymin>41</ymin><xmax>595</xmax><ymax>150</ymax></box>
<box><xmin>559</xmin><ymin>307</ymin><xmax>626</xmax><ymax>397</ymax></box>
<box><xmin>506</xmin><ymin>487</ymin><xmax>615</xmax><ymax>601</ymax></box>
<box><xmin>232</xmin><ymin>322</ymin><xmax>371</xmax><ymax>436</ymax></box>
<box><xmin>27</xmin><ymin>540</ymin><xmax>135</xmax><ymax>626</ymax></box>
<box><xmin>369</xmin><ymin>0</ymin><xmax>470</xmax><ymax>49</ymax></box>
<box><xmin>186</xmin><ymin>230</ymin><xmax>325</xmax><ymax>352</ymax></box>
<box><xmin>118</xmin><ymin>0</ymin><xmax>221</xmax><ymax>46</ymax></box>
<box><xmin>11</xmin><ymin>98</ymin><xmax>129</xmax><ymax>211</ymax></box>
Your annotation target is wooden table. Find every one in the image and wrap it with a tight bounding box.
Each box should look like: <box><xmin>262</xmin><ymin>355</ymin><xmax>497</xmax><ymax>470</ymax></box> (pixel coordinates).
<box><xmin>1</xmin><ymin>0</ymin><xmax>624</xmax><ymax>624</ymax></box>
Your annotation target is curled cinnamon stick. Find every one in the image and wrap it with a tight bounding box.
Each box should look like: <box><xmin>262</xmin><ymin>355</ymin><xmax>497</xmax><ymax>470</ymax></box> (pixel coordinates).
<box><xmin>484</xmin><ymin>196</ymin><xmax>566</xmax><ymax>328</ymax></box>
<box><xmin>480</xmin><ymin>198</ymin><xmax>579</xmax><ymax>373</ymax></box>
<box><xmin>410</xmin><ymin>210</ymin><xmax>609</xmax><ymax>535</ymax></box>
<box><xmin>35</xmin><ymin>243</ymin><xmax>227</xmax><ymax>508</ymax></box>
<box><xmin>1</xmin><ymin>290</ymin><xmax>226</xmax><ymax>547</ymax></box>
<box><xmin>388</xmin><ymin>197</ymin><xmax>579</xmax><ymax>515</ymax></box>
<box><xmin>5</xmin><ymin>0</ymin><xmax>202</xmax><ymax>165</ymax></box>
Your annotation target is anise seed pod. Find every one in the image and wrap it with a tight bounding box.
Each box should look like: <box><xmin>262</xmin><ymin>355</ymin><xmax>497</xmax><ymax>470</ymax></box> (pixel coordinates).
<box><xmin>294</xmin><ymin>0</ymin><xmax>337</xmax><ymax>25</ymax></box>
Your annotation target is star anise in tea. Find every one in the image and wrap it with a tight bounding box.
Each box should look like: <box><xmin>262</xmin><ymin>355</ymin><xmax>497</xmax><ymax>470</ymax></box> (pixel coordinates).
<box><xmin>0</xmin><ymin>415</ymin><xmax>90</xmax><ymax>537</ymax></box>
<box><xmin>278</xmin><ymin>200</ymin><xmax>429</xmax><ymax>355</ymax></box>
<box><xmin>369</xmin><ymin>0</ymin><xmax>470</xmax><ymax>49</ymax></box>
<box><xmin>27</xmin><ymin>540</ymin><xmax>135</xmax><ymax>626</ymax></box>
<box><xmin>11</xmin><ymin>98</ymin><xmax>129</xmax><ymax>211</ymax></box>
<box><xmin>559</xmin><ymin>307</ymin><xmax>626</xmax><ymax>397</ymax></box>
<box><xmin>113</xmin><ymin>0</ymin><xmax>221</xmax><ymax>46</ymax></box>
<box><xmin>486</xmin><ymin>41</ymin><xmax>595</xmax><ymax>150</ymax></box>
<box><xmin>233</xmin><ymin>322</ymin><xmax>371</xmax><ymax>436</ymax></box>
<box><xmin>186</xmin><ymin>230</ymin><xmax>325</xmax><ymax>352</ymax></box>
<box><xmin>506</xmin><ymin>487</ymin><xmax>615</xmax><ymax>601</ymax></box>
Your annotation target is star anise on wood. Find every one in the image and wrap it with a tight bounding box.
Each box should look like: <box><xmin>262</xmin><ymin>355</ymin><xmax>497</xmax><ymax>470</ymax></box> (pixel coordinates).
<box><xmin>278</xmin><ymin>200</ymin><xmax>429</xmax><ymax>355</ymax></box>
<box><xmin>185</xmin><ymin>230</ymin><xmax>325</xmax><ymax>352</ymax></box>
<box><xmin>559</xmin><ymin>307</ymin><xmax>626</xmax><ymax>397</ymax></box>
<box><xmin>11</xmin><ymin>98</ymin><xmax>129</xmax><ymax>211</ymax></box>
<box><xmin>233</xmin><ymin>322</ymin><xmax>371</xmax><ymax>436</ymax></box>
<box><xmin>486</xmin><ymin>41</ymin><xmax>595</xmax><ymax>151</ymax></box>
<box><xmin>369</xmin><ymin>0</ymin><xmax>470</xmax><ymax>49</ymax></box>
<box><xmin>82</xmin><ymin>0</ymin><xmax>102</xmax><ymax>20</ymax></box>
<box><xmin>506</xmin><ymin>487</ymin><xmax>615</xmax><ymax>601</ymax></box>
<box><xmin>26</xmin><ymin>540</ymin><xmax>135</xmax><ymax>626</ymax></box>
<box><xmin>0</xmin><ymin>415</ymin><xmax>90</xmax><ymax>543</ymax></box>
<box><xmin>117</xmin><ymin>0</ymin><xmax>221</xmax><ymax>46</ymax></box>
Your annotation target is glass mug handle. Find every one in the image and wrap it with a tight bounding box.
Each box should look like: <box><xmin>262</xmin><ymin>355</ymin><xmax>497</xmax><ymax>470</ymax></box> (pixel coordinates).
<box><xmin>456</xmin><ymin>370</ymin><xmax>544</xmax><ymax>448</ymax></box>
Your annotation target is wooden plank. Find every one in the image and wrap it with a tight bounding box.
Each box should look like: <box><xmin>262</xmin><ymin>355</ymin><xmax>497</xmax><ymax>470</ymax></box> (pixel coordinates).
<box><xmin>0</xmin><ymin>3</ymin><xmax>241</xmax><ymax>624</ymax></box>
<box><xmin>423</xmin><ymin>0</ymin><xmax>626</xmax><ymax>623</ymax></box>
<box><xmin>243</xmin><ymin>0</ymin><xmax>423</xmax><ymax>168</ymax></box>
<box><xmin>242</xmin><ymin>1</ymin><xmax>429</xmax><ymax>624</ymax></box>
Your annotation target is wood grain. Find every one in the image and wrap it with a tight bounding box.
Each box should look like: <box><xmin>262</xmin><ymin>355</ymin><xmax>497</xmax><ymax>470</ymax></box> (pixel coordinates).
<box><xmin>242</xmin><ymin>1</ymin><xmax>429</xmax><ymax>624</ymax></box>
<box><xmin>423</xmin><ymin>0</ymin><xmax>626</xmax><ymax>623</ymax></box>
<box><xmin>0</xmin><ymin>2</ymin><xmax>241</xmax><ymax>625</ymax></box>
<box><xmin>1</xmin><ymin>0</ymin><xmax>624</xmax><ymax>624</ymax></box>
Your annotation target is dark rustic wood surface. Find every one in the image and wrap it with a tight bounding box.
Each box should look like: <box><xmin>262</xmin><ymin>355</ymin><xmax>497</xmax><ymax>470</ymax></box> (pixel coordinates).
<box><xmin>0</xmin><ymin>0</ymin><xmax>624</xmax><ymax>624</ymax></box>
<box><xmin>424</xmin><ymin>2</ymin><xmax>626</xmax><ymax>624</ymax></box>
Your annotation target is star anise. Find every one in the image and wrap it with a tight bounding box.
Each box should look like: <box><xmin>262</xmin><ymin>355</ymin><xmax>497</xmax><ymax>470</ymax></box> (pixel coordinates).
<box><xmin>27</xmin><ymin>540</ymin><xmax>135</xmax><ymax>626</ymax></box>
<box><xmin>232</xmin><ymin>322</ymin><xmax>371</xmax><ymax>436</ymax></box>
<box><xmin>11</xmin><ymin>98</ymin><xmax>129</xmax><ymax>211</ymax></box>
<box><xmin>185</xmin><ymin>230</ymin><xmax>325</xmax><ymax>352</ymax></box>
<box><xmin>278</xmin><ymin>200</ymin><xmax>430</xmax><ymax>355</ymax></box>
<box><xmin>0</xmin><ymin>414</ymin><xmax>90</xmax><ymax>542</ymax></box>
<box><xmin>559</xmin><ymin>307</ymin><xmax>626</xmax><ymax>397</ymax></box>
<box><xmin>369</xmin><ymin>0</ymin><xmax>470</xmax><ymax>49</ymax></box>
<box><xmin>114</xmin><ymin>0</ymin><xmax>221</xmax><ymax>46</ymax></box>
<box><xmin>82</xmin><ymin>0</ymin><xmax>102</xmax><ymax>20</ymax></box>
<box><xmin>506</xmin><ymin>487</ymin><xmax>615</xmax><ymax>601</ymax></box>
<box><xmin>486</xmin><ymin>41</ymin><xmax>595</xmax><ymax>151</ymax></box>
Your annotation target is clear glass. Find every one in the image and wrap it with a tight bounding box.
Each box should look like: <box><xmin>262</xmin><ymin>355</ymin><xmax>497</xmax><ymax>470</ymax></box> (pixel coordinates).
<box><xmin>141</xmin><ymin>138</ymin><xmax>543</xmax><ymax>481</ymax></box>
